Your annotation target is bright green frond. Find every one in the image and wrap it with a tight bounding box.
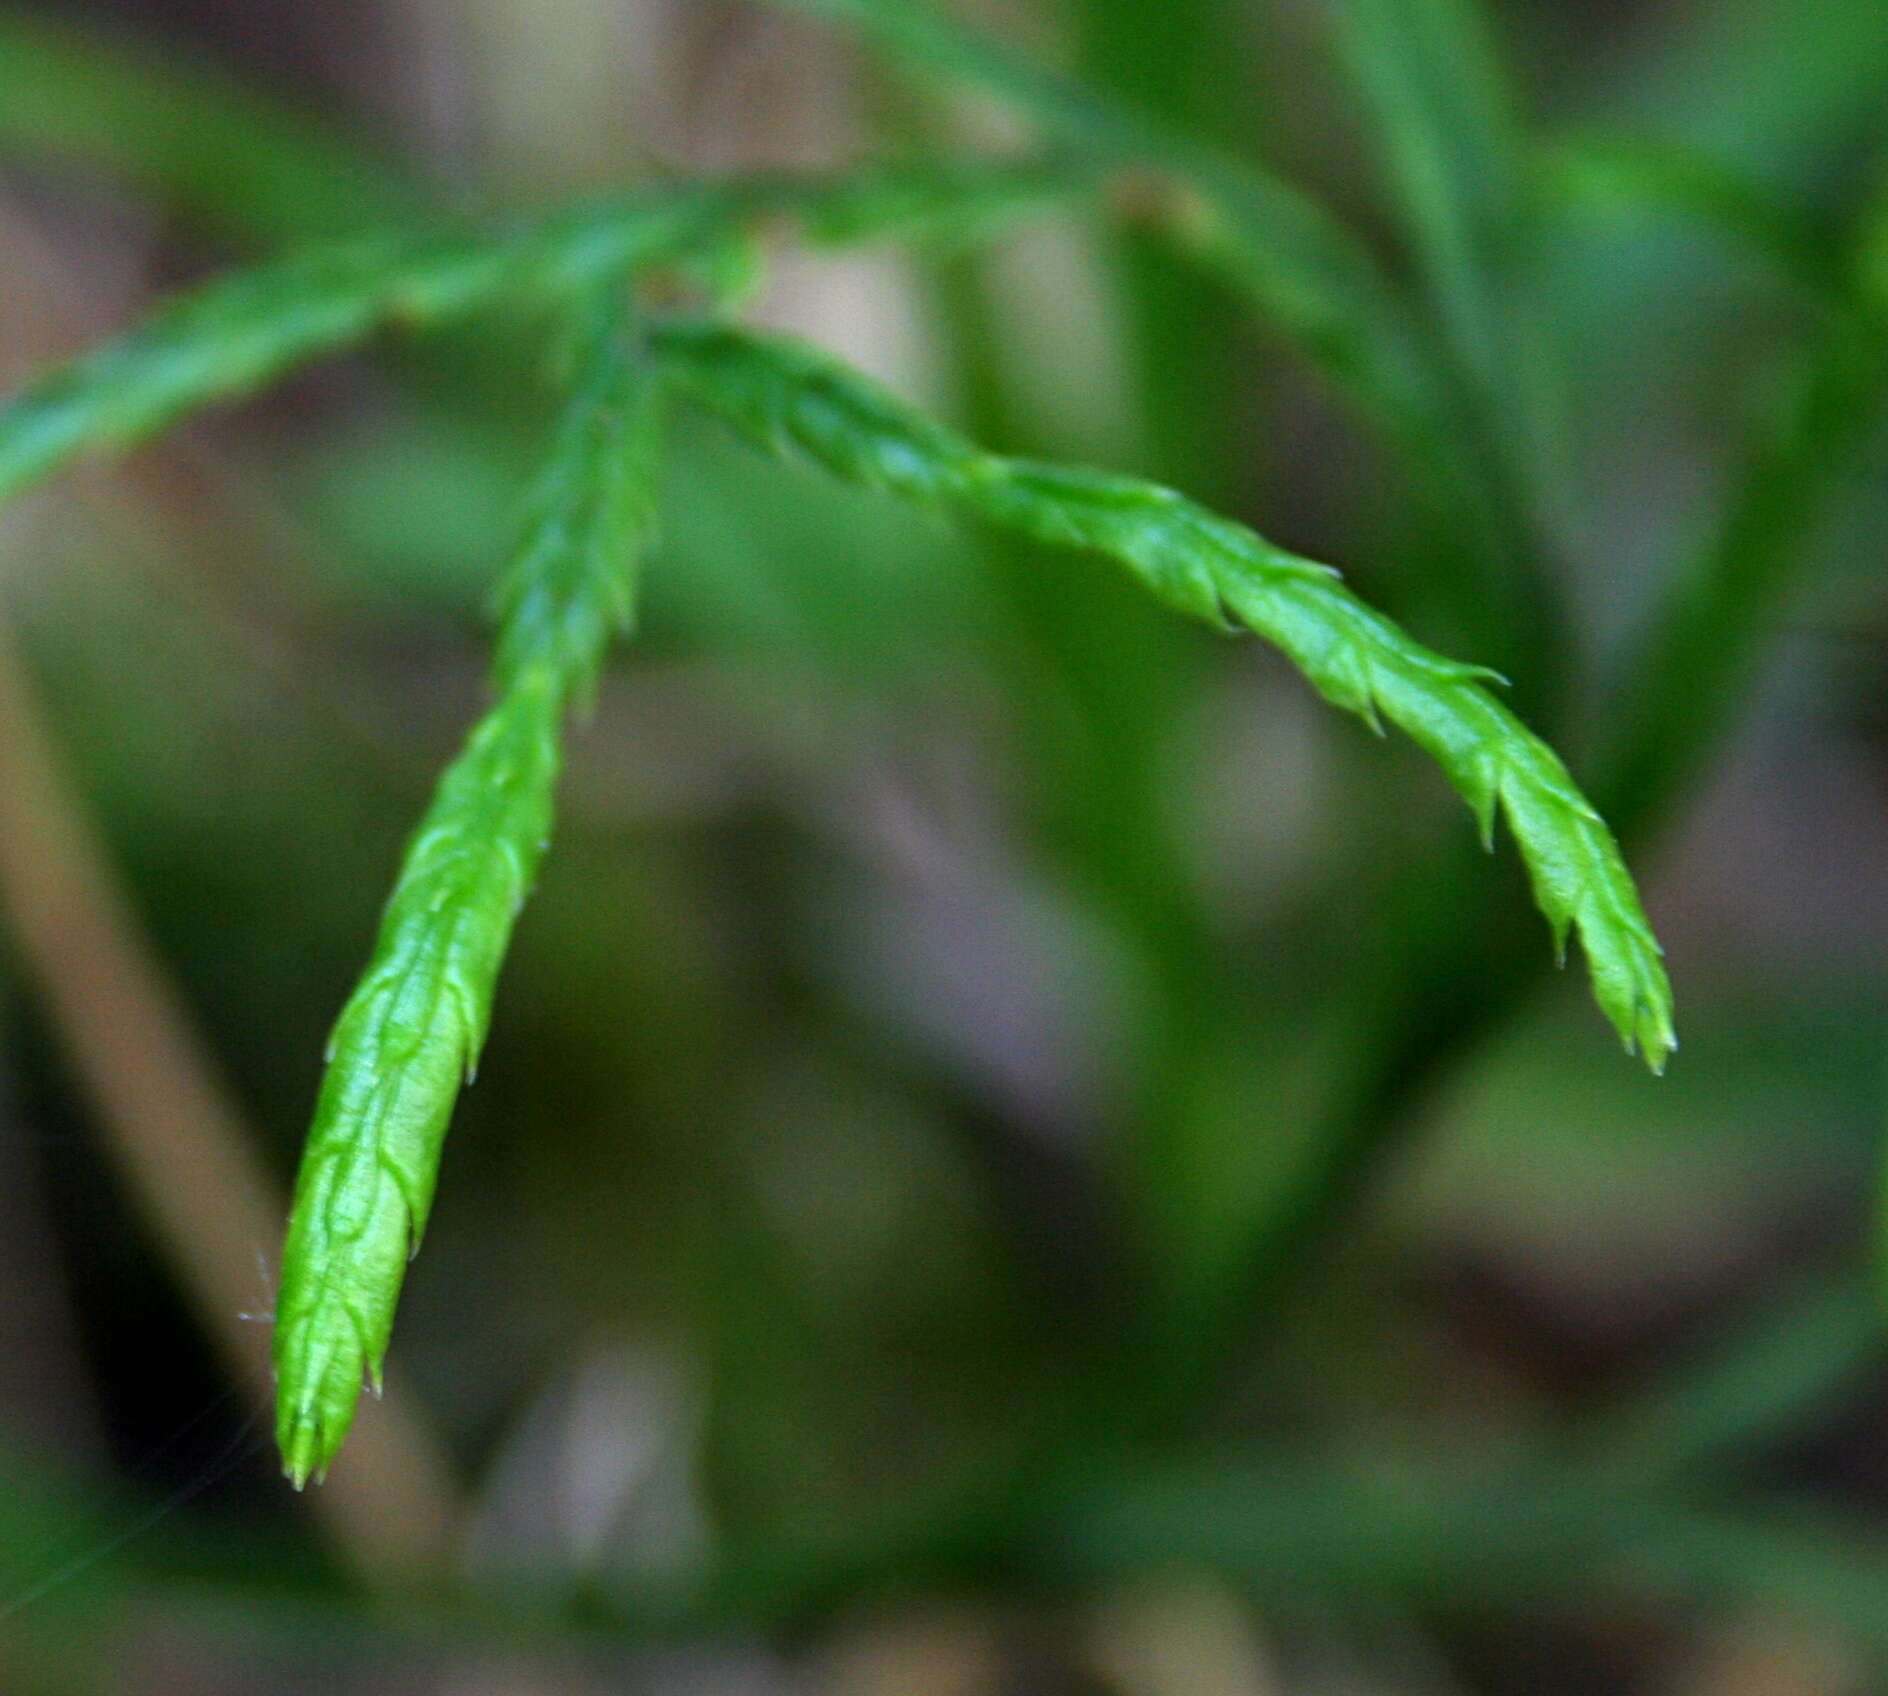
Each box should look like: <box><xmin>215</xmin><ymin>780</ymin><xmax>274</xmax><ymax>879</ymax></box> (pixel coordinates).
<box><xmin>652</xmin><ymin>317</ymin><xmax>1675</xmax><ymax>1070</ymax></box>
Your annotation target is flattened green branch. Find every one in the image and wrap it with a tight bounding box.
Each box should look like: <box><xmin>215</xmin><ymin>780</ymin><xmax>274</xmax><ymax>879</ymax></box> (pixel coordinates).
<box><xmin>653</xmin><ymin>318</ymin><xmax>1674</xmax><ymax>1069</ymax></box>
<box><xmin>271</xmin><ymin>302</ymin><xmax>663</xmax><ymax>1488</ymax></box>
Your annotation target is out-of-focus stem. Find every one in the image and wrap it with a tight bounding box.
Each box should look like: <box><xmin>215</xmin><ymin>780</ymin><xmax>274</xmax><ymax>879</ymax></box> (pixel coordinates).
<box><xmin>0</xmin><ymin>609</ymin><xmax>460</xmax><ymax>1576</ymax></box>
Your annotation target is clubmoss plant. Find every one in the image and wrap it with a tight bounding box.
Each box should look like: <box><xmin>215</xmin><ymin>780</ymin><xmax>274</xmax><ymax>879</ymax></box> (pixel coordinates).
<box><xmin>0</xmin><ymin>19</ymin><xmax>1695</xmax><ymax>1491</ymax></box>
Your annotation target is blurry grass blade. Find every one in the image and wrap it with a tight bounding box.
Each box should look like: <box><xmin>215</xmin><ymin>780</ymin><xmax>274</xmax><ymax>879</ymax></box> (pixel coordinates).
<box><xmin>1335</xmin><ymin>0</ymin><xmax>1565</xmax><ymax>525</ymax></box>
<box><xmin>1070</xmin><ymin>0</ymin><xmax>1238</xmax><ymax>483</ymax></box>
<box><xmin>0</xmin><ymin>5</ymin><xmax>422</xmax><ymax>243</ymax></box>
<box><xmin>0</xmin><ymin>165</ymin><xmax>1073</xmax><ymax>515</ymax></box>
<box><xmin>655</xmin><ymin>317</ymin><xmax>1674</xmax><ymax>1067</ymax></box>
<box><xmin>1051</xmin><ymin>1451</ymin><xmax>1888</xmax><ymax>1655</ymax></box>
<box><xmin>1582</xmin><ymin>1269</ymin><xmax>1881</xmax><ymax>1487</ymax></box>
<box><xmin>763</xmin><ymin>0</ymin><xmax>1449</xmax><ymax>457</ymax></box>
<box><xmin>1591</xmin><ymin>0</ymin><xmax>1888</xmax><ymax>188</ymax></box>
<box><xmin>1600</xmin><ymin>301</ymin><xmax>1888</xmax><ymax>840</ymax></box>
<box><xmin>271</xmin><ymin>300</ymin><xmax>662</xmax><ymax>1488</ymax></box>
<box><xmin>1542</xmin><ymin>137</ymin><xmax>1842</xmax><ymax>296</ymax></box>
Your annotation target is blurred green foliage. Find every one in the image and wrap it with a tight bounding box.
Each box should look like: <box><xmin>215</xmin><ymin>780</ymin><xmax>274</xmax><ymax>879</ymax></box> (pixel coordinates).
<box><xmin>0</xmin><ymin>1</ymin><xmax>1886</xmax><ymax>1691</ymax></box>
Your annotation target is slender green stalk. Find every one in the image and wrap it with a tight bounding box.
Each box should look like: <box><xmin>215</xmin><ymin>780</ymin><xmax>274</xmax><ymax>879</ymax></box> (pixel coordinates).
<box><xmin>653</xmin><ymin>317</ymin><xmax>1675</xmax><ymax>1068</ymax></box>
<box><xmin>0</xmin><ymin>163</ymin><xmax>1076</xmax><ymax>519</ymax></box>
<box><xmin>271</xmin><ymin>300</ymin><xmax>662</xmax><ymax>1488</ymax></box>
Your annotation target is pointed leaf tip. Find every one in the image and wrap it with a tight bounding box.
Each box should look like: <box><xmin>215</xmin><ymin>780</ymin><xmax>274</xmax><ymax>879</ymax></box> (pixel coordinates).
<box><xmin>280</xmin><ymin>1418</ymin><xmax>323</xmax><ymax>1491</ymax></box>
